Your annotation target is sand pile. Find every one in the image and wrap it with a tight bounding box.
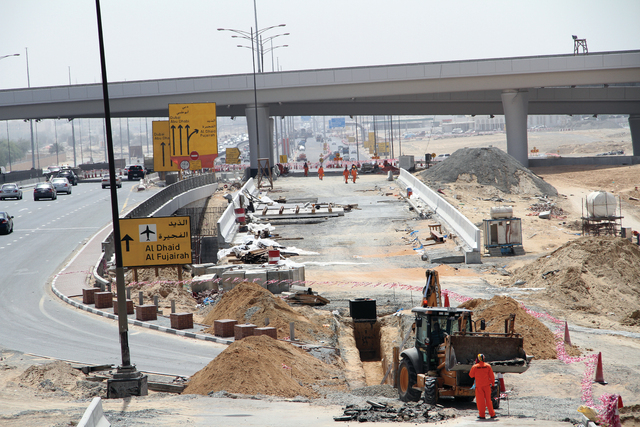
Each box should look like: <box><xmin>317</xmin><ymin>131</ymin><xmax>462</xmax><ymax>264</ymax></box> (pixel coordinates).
<box><xmin>203</xmin><ymin>281</ymin><xmax>333</xmax><ymax>343</ymax></box>
<box><xmin>504</xmin><ymin>236</ymin><xmax>640</xmax><ymax>324</ymax></box>
<box><xmin>126</xmin><ymin>281</ymin><xmax>197</xmax><ymax>314</ymax></box>
<box><xmin>182</xmin><ymin>335</ymin><xmax>345</xmax><ymax>398</ymax></box>
<box><xmin>459</xmin><ymin>295</ymin><xmax>579</xmax><ymax>360</ymax></box>
<box><xmin>16</xmin><ymin>361</ymin><xmax>104</xmax><ymax>398</ymax></box>
<box><xmin>419</xmin><ymin>147</ymin><xmax>557</xmax><ymax>196</ymax></box>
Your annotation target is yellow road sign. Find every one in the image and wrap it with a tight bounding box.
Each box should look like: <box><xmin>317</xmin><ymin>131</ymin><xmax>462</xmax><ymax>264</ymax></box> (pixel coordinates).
<box><xmin>225</xmin><ymin>147</ymin><xmax>241</xmax><ymax>164</ymax></box>
<box><xmin>119</xmin><ymin>216</ymin><xmax>192</xmax><ymax>267</ymax></box>
<box><xmin>168</xmin><ymin>103</ymin><xmax>218</xmax><ymax>170</ymax></box>
<box><xmin>153</xmin><ymin>121</ymin><xmax>180</xmax><ymax>172</ymax></box>
<box><xmin>279</xmin><ymin>155</ymin><xmax>288</xmax><ymax>163</ymax></box>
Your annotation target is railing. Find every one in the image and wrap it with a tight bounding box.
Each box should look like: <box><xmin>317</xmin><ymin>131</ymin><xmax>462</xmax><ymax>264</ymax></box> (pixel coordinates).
<box><xmin>397</xmin><ymin>169</ymin><xmax>481</xmax><ymax>252</ymax></box>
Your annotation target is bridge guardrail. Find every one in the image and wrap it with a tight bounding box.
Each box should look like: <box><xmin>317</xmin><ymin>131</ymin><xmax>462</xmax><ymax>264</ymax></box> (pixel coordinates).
<box><xmin>397</xmin><ymin>168</ymin><xmax>481</xmax><ymax>252</ymax></box>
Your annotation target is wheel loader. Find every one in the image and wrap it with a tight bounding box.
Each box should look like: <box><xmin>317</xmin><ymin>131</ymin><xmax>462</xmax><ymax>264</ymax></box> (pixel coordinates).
<box><xmin>398</xmin><ymin>270</ymin><xmax>531</xmax><ymax>406</ymax></box>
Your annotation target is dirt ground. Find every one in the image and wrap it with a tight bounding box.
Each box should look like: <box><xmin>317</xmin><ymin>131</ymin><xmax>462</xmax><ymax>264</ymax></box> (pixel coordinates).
<box><xmin>2</xmin><ymin>126</ymin><xmax>640</xmax><ymax>426</ymax></box>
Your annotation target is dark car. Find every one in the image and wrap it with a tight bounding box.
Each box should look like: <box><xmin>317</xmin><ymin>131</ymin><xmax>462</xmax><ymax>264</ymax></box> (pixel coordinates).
<box><xmin>56</xmin><ymin>169</ymin><xmax>78</xmax><ymax>185</ymax></box>
<box><xmin>34</xmin><ymin>182</ymin><xmax>57</xmax><ymax>201</ymax></box>
<box><xmin>0</xmin><ymin>211</ymin><xmax>14</xmax><ymax>234</ymax></box>
<box><xmin>127</xmin><ymin>165</ymin><xmax>145</xmax><ymax>180</ymax></box>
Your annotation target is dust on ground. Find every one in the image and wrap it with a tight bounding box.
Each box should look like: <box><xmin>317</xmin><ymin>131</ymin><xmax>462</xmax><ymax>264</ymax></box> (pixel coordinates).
<box><xmin>182</xmin><ymin>334</ymin><xmax>346</xmax><ymax>398</ymax></box>
<box><xmin>493</xmin><ymin>236</ymin><xmax>640</xmax><ymax>331</ymax></box>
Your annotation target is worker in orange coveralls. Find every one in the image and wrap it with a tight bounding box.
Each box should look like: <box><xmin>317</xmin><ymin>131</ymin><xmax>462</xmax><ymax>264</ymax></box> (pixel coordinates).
<box><xmin>318</xmin><ymin>164</ymin><xmax>324</xmax><ymax>180</ymax></box>
<box><xmin>303</xmin><ymin>162</ymin><xmax>309</xmax><ymax>177</ymax></box>
<box><xmin>350</xmin><ymin>164</ymin><xmax>358</xmax><ymax>183</ymax></box>
<box><xmin>342</xmin><ymin>165</ymin><xmax>349</xmax><ymax>184</ymax></box>
<box><xmin>469</xmin><ymin>353</ymin><xmax>497</xmax><ymax>419</ymax></box>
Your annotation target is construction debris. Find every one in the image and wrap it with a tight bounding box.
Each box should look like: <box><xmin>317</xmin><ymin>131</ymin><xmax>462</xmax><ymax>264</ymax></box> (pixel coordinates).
<box><xmin>284</xmin><ymin>286</ymin><xmax>330</xmax><ymax>306</ymax></box>
<box><xmin>334</xmin><ymin>401</ymin><xmax>454</xmax><ymax>423</ymax></box>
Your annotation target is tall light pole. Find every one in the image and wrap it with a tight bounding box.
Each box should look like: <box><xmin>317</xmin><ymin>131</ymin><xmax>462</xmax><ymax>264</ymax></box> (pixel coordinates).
<box><xmin>25</xmin><ymin>48</ymin><xmax>36</xmax><ymax>170</ymax></box>
<box><xmin>5</xmin><ymin>122</ymin><xmax>11</xmax><ymax>172</ymax></box>
<box><xmin>218</xmin><ymin>24</ymin><xmax>286</xmax><ymax>73</ymax></box>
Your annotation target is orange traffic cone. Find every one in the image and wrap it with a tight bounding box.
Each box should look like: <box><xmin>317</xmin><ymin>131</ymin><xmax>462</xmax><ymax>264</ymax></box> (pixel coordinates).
<box><xmin>497</xmin><ymin>373</ymin><xmax>506</xmax><ymax>392</ymax></box>
<box><xmin>444</xmin><ymin>293</ymin><xmax>450</xmax><ymax>307</ymax></box>
<box><xmin>594</xmin><ymin>352</ymin><xmax>607</xmax><ymax>384</ymax></box>
<box><xmin>618</xmin><ymin>395</ymin><xmax>624</xmax><ymax>409</ymax></box>
<box><xmin>564</xmin><ymin>321</ymin><xmax>572</xmax><ymax>346</ymax></box>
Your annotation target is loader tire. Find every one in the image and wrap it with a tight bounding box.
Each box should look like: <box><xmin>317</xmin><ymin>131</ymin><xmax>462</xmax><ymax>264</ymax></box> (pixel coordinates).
<box><xmin>424</xmin><ymin>377</ymin><xmax>438</xmax><ymax>405</ymax></box>
<box><xmin>454</xmin><ymin>396</ymin><xmax>475</xmax><ymax>403</ymax></box>
<box><xmin>398</xmin><ymin>358</ymin><xmax>422</xmax><ymax>402</ymax></box>
<box><xmin>491</xmin><ymin>380</ymin><xmax>500</xmax><ymax>409</ymax></box>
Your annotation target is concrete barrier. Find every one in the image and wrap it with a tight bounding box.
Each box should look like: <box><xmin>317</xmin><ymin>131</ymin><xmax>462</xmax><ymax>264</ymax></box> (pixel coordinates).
<box><xmin>217</xmin><ymin>178</ymin><xmax>259</xmax><ymax>247</ymax></box>
<box><xmin>78</xmin><ymin>397</ymin><xmax>110</xmax><ymax>427</ymax></box>
<box><xmin>397</xmin><ymin>168</ymin><xmax>481</xmax><ymax>252</ymax></box>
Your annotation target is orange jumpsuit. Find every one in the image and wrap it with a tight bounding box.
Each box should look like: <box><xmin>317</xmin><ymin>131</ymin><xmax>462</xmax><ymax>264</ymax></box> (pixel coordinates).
<box><xmin>318</xmin><ymin>166</ymin><xmax>324</xmax><ymax>180</ymax></box>
<box><xmin>469</xmin><ymin>360</ymin><xmax>496</xmax><ymax>418</ymax></box>
<box><xmin>350</xmin><ymin>167</ymin><xmax>357</xmax><ymax>183</ymax></box>
<box><xmin>343</xmin><ymin>167</ymin><xmax>349</xmax><ymax>184</ymax></box>
<box><xmin>303</xmin><ymin>163</ymin><xmax>309</xmax><ymax>177</ymax></box>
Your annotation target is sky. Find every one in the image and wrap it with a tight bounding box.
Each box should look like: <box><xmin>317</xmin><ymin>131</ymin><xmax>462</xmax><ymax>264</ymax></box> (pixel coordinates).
<box><xmin>1</xmin><ymin>0</ymin><xmax>639</xmax><ymax>90</ymax></box>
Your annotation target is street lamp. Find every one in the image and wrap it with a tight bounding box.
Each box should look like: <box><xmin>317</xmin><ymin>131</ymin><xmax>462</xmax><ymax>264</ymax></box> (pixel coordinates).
<box><xmin>218</xmin><ymin>24</ymin><xmax>286</xmax><ymax>72</ymax></box>
<box><xmin>263</xmin><ymin>44</ymin><xmax>288</xmax><ymax>72</ymax></box>
<box><xmin>0</xmin><ymin>53</ymin><xmax>20</xmax><ymax>61</ymax></box>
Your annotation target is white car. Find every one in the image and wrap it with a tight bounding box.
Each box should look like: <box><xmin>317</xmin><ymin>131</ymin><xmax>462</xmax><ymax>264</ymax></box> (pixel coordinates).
<box><xmin>102</xmin><ymin>174</ymin><xmax>122</xmax><ymax>189</ymax></box>
<box><xmin>0</xmin><ymin>183</ymin><xmax>23</xmax><ymax>200</ymax></box>
<box><xmin>50</xmin><ymin>177</ymin><xmax>72</xmax><ymax>194</ymax></box>
<box><xmin>433</xmin><ymin>153</ymin><xmax>450</xmax><ymax>162</ymax></box>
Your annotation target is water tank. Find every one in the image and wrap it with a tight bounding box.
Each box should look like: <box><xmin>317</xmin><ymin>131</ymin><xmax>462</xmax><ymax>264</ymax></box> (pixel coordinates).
<box><xmin>586</xmin><ymin>192</ymin><xmax>617</xmax><ymax>218</ymax></box>
<box><xmin>490</xmin><ymin>206</ymin><xmax>513</xmax><ymax>219</ymax></box>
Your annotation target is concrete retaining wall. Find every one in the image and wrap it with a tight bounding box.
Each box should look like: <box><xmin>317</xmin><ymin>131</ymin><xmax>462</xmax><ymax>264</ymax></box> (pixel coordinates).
<box><xmin>397</xmin><ymin>169</ymin><xmax>481</xmax><ymax>252</ymax></box>
<box><xmin>529</xmin><ymin>155</ymin><xmax>640</xmax><ymax>167</ymax></box>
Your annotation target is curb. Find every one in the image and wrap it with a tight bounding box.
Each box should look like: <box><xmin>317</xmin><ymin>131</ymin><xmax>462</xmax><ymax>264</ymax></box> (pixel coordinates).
<box><xmin>49</xmin><ymin>228</ymin><xmax>233</xmax><ymax>346</ymax></box>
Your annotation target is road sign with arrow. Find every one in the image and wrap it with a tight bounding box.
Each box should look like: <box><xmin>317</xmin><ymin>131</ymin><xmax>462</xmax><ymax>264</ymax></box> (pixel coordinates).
<box><xmin>153</xmin><ymin>121</ymin><xmax>180</xmax><ymax>172</ymax></box>
<box><xmin>118</xmin><ymin>216</ymin><xmax>192</xmax><ymax>267</ymax></box>
<box><xmin>168</xmin><ymin>103</ymin><xmax>218</xmax><ymax>170</ymax></box>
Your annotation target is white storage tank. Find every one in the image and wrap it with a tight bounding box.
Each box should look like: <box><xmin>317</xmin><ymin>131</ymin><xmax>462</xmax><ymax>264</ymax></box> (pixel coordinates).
<box><xmin>586</xmin><ymin>192</ymin><xmax>617</xmax><ymax>218</ymax></box>
<box><xmin>490</xmin><ymin>206</ymin><xmax>513</xmax><ymax>219</ymax></box>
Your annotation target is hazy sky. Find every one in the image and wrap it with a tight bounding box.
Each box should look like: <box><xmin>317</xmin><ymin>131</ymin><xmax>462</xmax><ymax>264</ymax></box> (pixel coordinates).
<box><xmin>1</xmin><ymin>0</ymin><xmax>639</xmax><ymax>90</ymax></box>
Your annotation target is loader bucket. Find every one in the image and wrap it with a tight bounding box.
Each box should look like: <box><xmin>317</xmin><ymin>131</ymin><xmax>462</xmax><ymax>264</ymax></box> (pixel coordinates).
<box><xmin>445</xmin><ymin>334</ymin><xmax>529</xmax><ymax>374</ymax></box>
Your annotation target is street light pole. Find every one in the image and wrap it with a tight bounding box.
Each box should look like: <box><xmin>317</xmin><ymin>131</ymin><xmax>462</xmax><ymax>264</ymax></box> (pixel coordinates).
<box><xmin>25</xmin><ymin>48</ymin><xmax>36</xmax><ymax>170</ymax></box>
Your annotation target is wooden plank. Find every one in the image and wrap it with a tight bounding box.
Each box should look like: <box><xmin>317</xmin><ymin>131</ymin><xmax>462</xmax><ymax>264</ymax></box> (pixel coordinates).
<box><xmin>147</xmin><ymin>382</ymin><xmax>186</xmax><ymax>394</ymax></box>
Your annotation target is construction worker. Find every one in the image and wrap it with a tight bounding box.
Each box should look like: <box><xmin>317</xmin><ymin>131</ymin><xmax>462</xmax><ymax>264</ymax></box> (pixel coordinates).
<box><xmin>350</xmin><ymin>164</ymin><xmax>357</xmax><ymax>183</ymax></box>
<box><xmin>318</xmin><ymin>164</ymin><xmax>324</xmax><ymax>180</ymax></box>
<box><xmin>469</xmin><ymin>354</ymin><xmax>497</xmax><ymax>419</ymax></box>
<box><xmin>342</xmin><ymin>165</ymin><xmax>349</xmax><ymax>184</ymax></box>
<box><xmin>303</xmin><ymin>162</ymin><xmax>309</xmax><ymax>177</ymax></box>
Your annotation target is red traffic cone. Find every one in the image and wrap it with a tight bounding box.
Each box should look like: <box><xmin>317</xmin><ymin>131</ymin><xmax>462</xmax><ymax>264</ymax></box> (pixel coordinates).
<box><xmin>564</xmin><ymin>321</ymin><xmax>572</xmax><ymax>346</ymax></box>
<box><xmin>618</xmin><ymin>395</ymin><xmax>623</xmax><ymax>409</ymax></box>
<box><xmin>444</xmin><ymin>293</ymin><xmax>450</xmax><ymax>307</ymax></box>
<box><xmin>497</xmin><ymin>373</ymin><xmax>506</xmax><ymax>392</ymax></box>
<box><xmin>594</xmin><ymin>352</ymin><xmax>607</xmax><ymax>384</ymax></box>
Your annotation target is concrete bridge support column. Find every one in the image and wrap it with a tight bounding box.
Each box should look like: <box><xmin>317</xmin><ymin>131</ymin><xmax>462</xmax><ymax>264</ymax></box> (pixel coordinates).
<box><xmin>629</xmin><ymin>115</ymin><xmax>640</xmax><ymax>157</ymax></box>
<box><xmin>245</xmin><ymin>104</ymin><xmax>272</xmax><ymax>177</ymax></box>
<box><xmin>501</xmin><ymin>89</ymin><xmax>529</xmax><ymax>167</ymax></box>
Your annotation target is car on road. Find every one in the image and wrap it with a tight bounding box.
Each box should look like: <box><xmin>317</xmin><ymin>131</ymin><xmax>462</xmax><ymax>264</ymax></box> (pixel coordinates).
<box><xmin>0</xmin><ymin>211</ymin><xmax>13</xmax><ymax>234</ymax></box>
<box><xmin>127</xmin><ymin>165</ymin><xmax>145</xmax><ymax>180</ymax></box>
<box><xmin>0</xmin><ymin>183</ymin><xmax>23</xmax><ymax>200</ymax></box>
<box><xmin>51</xmin><ymin>177</ymin><xmax>72</xmax><ymax>194</ymax></box>
<box><xmin>56</xmin><ymin>169</ymin><xmax>78</xmax><ymax>185</ymax></box>
<box><xmin>102</xmin><ymin>174</ymin><xmax>122</xmax><ymax>189</ymax></box>
<box><xmin>34</xmin><ymin>182</ymin><xmax>57</xmax><ymax>201</ymax></box>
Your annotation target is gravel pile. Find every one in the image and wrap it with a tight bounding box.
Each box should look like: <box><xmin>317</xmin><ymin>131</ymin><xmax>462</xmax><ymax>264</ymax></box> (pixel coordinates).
<box><xmin>419</xmin><ymin>147</ymin><xmax>558</xmax><ymax>196</ymax></box>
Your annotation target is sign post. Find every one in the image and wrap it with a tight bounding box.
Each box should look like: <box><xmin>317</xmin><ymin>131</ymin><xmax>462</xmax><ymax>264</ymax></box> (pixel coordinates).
<box><xmin>119</xmin><ymin>217</ymin><xmax>192</xmax><ymax>267</ymax></box>
<box><xmin>168</xmin><ymin>103</ymin><xmax>218</xmax><ymax>170</ymax></box>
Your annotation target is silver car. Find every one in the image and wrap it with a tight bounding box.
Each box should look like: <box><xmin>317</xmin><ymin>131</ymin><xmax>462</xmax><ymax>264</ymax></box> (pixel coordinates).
<box><xmin>51</xmin><ymin>177</ymin><xmax>72</xmax><ymax>194</ymax></box>
<box><xmin>0</xmin><ymin>183</ymin><xmax>23</xmax><ymax>200</ymax></box>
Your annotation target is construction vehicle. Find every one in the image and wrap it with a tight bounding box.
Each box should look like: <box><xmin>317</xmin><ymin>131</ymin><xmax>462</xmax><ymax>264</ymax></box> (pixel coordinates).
<box><xmin>398</xmin><ymin>270</ymin><xmax>531</xmax><ymax>406</ymax></box>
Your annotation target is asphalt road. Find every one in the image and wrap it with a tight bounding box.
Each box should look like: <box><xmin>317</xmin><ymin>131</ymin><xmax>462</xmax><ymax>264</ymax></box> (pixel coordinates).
<box><xmin>0</xmin><ymin>179</ymin><xmax>225</xmax><ymax>376</ymax></box>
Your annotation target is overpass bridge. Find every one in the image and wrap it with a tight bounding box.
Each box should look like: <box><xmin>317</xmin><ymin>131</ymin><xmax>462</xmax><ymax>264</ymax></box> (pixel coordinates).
<box><xmin>1</xmin><ymin>50</ymin><xmax>639</xmax><ymax>169</ymax></box>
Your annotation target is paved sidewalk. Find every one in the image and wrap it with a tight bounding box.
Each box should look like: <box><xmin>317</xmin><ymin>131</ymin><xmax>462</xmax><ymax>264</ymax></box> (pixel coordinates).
<box><xmin>51</xmin><ymin>225</ymin><xmax>232</xmax><ymax>345</ymax></box>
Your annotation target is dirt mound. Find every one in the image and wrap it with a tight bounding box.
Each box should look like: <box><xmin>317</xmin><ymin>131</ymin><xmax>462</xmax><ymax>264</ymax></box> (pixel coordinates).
<box><xmin>203</xmin><ymin>281</ymin><xmax>333</xmax><ymax>343</ymax></box>
<box><xmin>505</xmin><ymin>236</ymin><xmax>640</xmax><ymax>323</ymax></box>
<box><xmin>126</xmin><ymin>280</ymin><xmax>197</xmax><ymax>314</ymax></box>
<box><xmin>458</xmin><ymin>295</ymin><xmax>580</xmax><ymax>360</ymax></box>
<box><xmin>419</xmin><ymin>147</ymin><xmax>557</xmax><ymax>196</ymax></box>
<box><xmin>182</xmin><ymin>335</ymin><xmax>345</xmax><ymax>398</ymax></box>
<box><xmin>15</xmin><ymin>361</ymin><xmax>104</xmax><ymax>398</ymax></box>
